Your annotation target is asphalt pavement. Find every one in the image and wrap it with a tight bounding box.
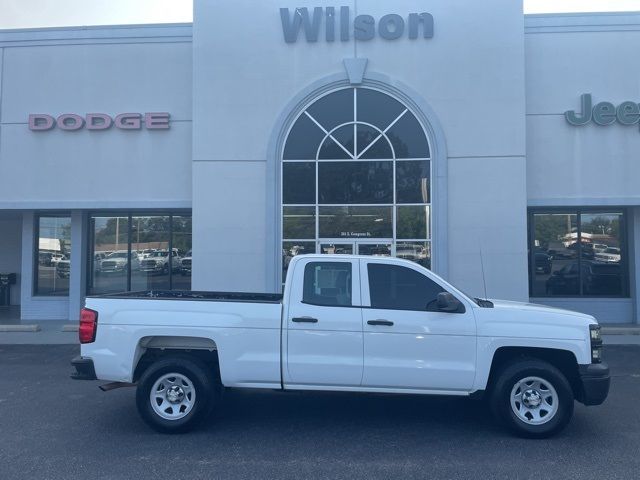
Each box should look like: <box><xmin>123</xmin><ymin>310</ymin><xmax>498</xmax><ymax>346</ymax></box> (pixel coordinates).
<box><xmin>0</xmin><ymin>344</ymin><xmax>639</xmax><ymax>480</ymax></box>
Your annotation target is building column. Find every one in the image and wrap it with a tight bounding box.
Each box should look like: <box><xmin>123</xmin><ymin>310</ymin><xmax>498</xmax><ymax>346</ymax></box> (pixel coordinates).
<box><xmin>68</xmin><ymin>211</ymin><xmax>87</xmax><ymax>322</ymax></box>
<box><xmin>632</xmin><ymin>207</ymin><xmax>640</xmax><ymax>325</ymax></box>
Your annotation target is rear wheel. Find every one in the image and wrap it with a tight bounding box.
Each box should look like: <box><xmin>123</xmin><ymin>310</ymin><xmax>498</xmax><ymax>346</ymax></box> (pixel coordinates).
<box><xmin>490</xmin><ymin>359</ymin><xmax>574</xmax><ymax>438</ymax></box>
<box><xmin>136</xmin><ymin>355</ymin><xmax>218</xmax><ymax>433</ymax></box>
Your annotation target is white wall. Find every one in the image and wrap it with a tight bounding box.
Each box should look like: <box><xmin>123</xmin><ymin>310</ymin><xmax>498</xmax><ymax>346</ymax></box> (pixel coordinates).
<box><xmin>526</xmin><ymin>14</ymin><xmax>640</xmax><ymax>205</ymax></box>
<box><xmin>192</xmin><ymin>0</ymin><xmax>529</xmax><ymax>300</ymax></box>
<box><xmin>0</xmin><ymin>26</ymin><xmax>193</xmax><ymax>210</ymax></box>
<box><xmin>0</xmin><ymin>214</ymin><xmax>22</xmax><ymax>305</ymax></box>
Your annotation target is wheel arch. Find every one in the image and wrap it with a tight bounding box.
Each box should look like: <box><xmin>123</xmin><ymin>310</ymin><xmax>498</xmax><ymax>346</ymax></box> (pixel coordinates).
<box><xmin>132</xmin><ymin>336</ymin><xmax>220</xmax><ymax>384</ymax></box>
<box><xmin>485</xmin><ymin>346</ymin><xmax>582</xmax><ymax>399</ymax></box>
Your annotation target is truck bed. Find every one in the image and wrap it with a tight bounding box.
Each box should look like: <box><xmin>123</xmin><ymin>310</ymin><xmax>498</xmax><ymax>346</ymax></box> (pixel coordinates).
<box><xmin>89</xmin><ymin>290</ymin><xmax>283</xmax><ymax>303</ymax></box>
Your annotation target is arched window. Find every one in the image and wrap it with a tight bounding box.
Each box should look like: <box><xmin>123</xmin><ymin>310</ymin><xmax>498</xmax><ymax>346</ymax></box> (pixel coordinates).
<box><xmin>282</xmin><ymin>87</ymin><xmax>432</xmax><ymax>279</ymax></box>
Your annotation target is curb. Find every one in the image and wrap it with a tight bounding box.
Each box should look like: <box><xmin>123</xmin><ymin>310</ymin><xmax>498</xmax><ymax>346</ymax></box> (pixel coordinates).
<box><xmin>0</xmin><ymin>324</ymin><xmax>41</xmax><ymax>332</ymax></box>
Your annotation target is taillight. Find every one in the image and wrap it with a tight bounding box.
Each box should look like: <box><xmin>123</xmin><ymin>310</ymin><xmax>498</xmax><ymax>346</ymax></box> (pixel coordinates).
<box><xmin>79</xmin><ymin>308</ymin><xmax>98</xmax><ymax>344</ymax></box>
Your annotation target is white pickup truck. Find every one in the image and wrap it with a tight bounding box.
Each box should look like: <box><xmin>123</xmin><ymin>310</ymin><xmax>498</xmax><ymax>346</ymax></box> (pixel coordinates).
<box><xmin>72</xmin><ymin>254</ymin><xmax>609</xmax><ymax>438</ymax></box>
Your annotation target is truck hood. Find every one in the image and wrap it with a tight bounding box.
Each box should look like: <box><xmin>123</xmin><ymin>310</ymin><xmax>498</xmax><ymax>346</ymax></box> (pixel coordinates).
<box><xmin>488</xmin><ymin>299</ymin><xmax>596</xmax><ymax>322</ymax></box>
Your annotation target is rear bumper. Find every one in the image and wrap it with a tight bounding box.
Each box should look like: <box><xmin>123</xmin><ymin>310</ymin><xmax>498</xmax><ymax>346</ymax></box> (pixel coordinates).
<box><xmin>71</xmin><ymin>356</ymin><xmax>97</xmax><ymax>380</ymax></box>
<box><xmin>578</xmin><ymin>362</ymin><xmax>610</xmax><ymax>406</ymax></box>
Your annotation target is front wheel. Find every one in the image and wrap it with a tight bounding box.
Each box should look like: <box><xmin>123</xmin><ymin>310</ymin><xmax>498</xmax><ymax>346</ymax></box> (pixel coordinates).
<box><xmin>490</xmin><ymin>359</ymin><xmax>574</xmax><ymax>438</ymax></box>
<box><xmin>136</xmin><ymin>355</ymin><xmax>218</xmax><ymax>433</ymax></box>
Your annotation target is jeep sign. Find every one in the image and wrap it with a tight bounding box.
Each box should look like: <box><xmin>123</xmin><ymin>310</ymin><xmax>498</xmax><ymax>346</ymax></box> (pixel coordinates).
<box><xmin>28</xmin><ymin>112</ymin><xmax>170</xmax><ymax>131</ymax></box>
<box><xmin>565</xmin><ymin>94</ymin><xmax>640</xmax><ymax>129</ymax></box>
<box><xmin>280</xmin><ymin>7</ymin><xmax>434</xmax><ymax>43</ymax></box>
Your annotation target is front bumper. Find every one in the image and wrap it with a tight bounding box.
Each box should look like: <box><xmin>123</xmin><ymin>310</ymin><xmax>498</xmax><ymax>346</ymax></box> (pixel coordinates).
<box><xmin>578</xmin><ymin>362</ymin><xmax>610</xmax><ymax>406</ymax></box>
<box><xmin>71</xmin><ymin>356</ymin><xmax>97</xmax><ymax>380</ymax></box>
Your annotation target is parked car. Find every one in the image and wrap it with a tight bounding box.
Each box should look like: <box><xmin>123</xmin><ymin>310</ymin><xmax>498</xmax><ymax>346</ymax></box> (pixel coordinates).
<box><xmin>595</xmin><ymin>247</ymin><xmax>621</xmax><ymax>263</ymax></box>
<box><xmin>56</xmin><ymin>258</ymin><xmax>71</xmax><ymax>278</ymax></box>
<box><xmin>100</xmin><ymin>251</ymin><xmax>139</xmax><ymax>274</ymax></box>
<box><xmin>545</xmin><ymin>262</ymin><xmax>583</xmax><ymax>295</ymax></box>
<box><xmin>180</xmin><ymin>250</ymin><xmax>192</xmax><ymax>276</ymax></box>
<box><xmin>73</xmin><ymin>254</ymin><xmax>609</xmax><ymax>438</ymax></box>
<box><xmin>584</xmin><ymin>263</ymin><xmax>622</xmax><ymax>295</ymax></box>
<box><xmin>140</xmin><ymin>250</ymin><xmax>182</xmax><ymax>274</ymax></box>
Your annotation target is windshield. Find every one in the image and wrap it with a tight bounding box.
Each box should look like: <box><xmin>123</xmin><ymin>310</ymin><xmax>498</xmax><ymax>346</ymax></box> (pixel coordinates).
<box><xmin>107</xmin><ymin>252</ymin><xmax>128</xmax><ymax>259</ymax></box>
<box><xmin>149</xmin><ymin>251</ymin><xmax>168</xmax><ymax>258</ymax></box>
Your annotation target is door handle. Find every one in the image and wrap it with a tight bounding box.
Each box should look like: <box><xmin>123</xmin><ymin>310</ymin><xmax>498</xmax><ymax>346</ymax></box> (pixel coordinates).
<box><xmin>367</xmin><ymin>319</ymin><xmax>394</xmax><ymax>326</ymax></box>
<box><xmin>292</xmin><ymin>317</ymin><xmax>319</xmax><ymax>323</ymax></box>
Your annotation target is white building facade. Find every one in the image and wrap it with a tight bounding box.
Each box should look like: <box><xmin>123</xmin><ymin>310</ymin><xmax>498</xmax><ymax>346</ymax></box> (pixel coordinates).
<box><xmin>0</xmin><ymin>1</ymin><xmax>637</xmax><ymax>324</ymax></box>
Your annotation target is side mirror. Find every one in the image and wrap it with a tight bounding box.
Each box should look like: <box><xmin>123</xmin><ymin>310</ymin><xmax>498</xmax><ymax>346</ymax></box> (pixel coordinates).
<box><xmin>437</xmin><ymin>292</ymin><xmax>462</xmax><ymax>313</ymax></box>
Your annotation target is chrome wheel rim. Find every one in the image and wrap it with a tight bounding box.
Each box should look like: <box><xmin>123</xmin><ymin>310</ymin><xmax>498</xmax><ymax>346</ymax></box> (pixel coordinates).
<box><xmin>150</xmin><ymin>373</ymin><xmax>196</xmax><ymax>420</ymax></box>
<box><xmin>510</xmin><ymin>376</ymin><xmax>559</xmax><ymax>426</ymax></box>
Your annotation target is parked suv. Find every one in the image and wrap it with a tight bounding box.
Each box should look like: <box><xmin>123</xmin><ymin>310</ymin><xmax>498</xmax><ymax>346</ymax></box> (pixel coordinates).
<box><xmin>140</xmin><ymin>250</ymin><xmax>181</xmax><ymax>275</ymax></box>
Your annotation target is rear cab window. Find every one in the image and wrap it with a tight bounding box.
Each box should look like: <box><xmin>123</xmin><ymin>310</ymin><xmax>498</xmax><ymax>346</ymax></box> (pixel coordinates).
<box><xmin>303</xmin><ymin>261</ymin><xmax>352</xmax><ymax>307</ymax></box>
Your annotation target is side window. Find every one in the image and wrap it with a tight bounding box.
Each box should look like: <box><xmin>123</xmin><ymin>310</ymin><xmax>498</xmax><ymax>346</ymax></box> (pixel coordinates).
<box><xmin>368</xmin><ymin>263</ymin><xmax>444</xmax><ymax>311</ymax></box>
<box><xmin>303</xmin><ymin>262</ymin><xmax>352</xmax><ymax>307</ymax></box>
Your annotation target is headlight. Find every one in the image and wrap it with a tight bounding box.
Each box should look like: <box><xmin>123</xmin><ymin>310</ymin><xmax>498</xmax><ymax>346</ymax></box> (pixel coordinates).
<box><xmin>590</xmin><ymin>325</ymin><xmax>601</xmax><ymax>341</ymax></box>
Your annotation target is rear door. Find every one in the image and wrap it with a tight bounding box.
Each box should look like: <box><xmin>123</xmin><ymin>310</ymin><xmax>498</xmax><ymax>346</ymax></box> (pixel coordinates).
<box><xmin>360</xmin><ymin>259</ymin><xmax>477</xmax><ymax>392</ymax></box>
<box><xmin>284</xmin><ymin>258</ymin><xmax>363</xmax><ymax>387</ymax></box>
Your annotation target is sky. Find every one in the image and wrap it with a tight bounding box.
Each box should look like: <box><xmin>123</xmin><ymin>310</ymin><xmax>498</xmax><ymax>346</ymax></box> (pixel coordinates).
<box><xmin>0</xmin><ymin>0</ymin><xmax>639</xmax><ymax>29</ymax></box>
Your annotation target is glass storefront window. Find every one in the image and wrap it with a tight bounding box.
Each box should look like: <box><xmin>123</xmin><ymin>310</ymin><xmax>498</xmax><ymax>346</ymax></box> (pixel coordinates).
<box><xmin>281</xmin><ymin>87</ymin><xmax>433</xmax><ymax>279</ymax></box>
<box><xmin>35</xmin><ymin>216</ymin><xmax>72</xmax><ymax>296</ymax></box>
<box><xmin>131</xmin><ymin>216</ymin><xmax>171</xmax><ymax>291</ymax></box>
<box><xmin>88</xmin><ymin>212</ymin><xmax>191</xmax><ymax>295</ymax></box>
<box><xmin>172</xmin><ymin>216</ymin><xmax>193</xmax><ymax>290</ymax></box>
<box><xmin>529</xmin><ymin>210</ymin><xmax>628</xmax><ymax>297</ymax></box>
<box><xmin>319</xmin><ymin>206</ymin><xmax>393</xmax><ymax>239</ymax></box>
<box><xmin>89</xmin><ymin>216</ymin><xmax>130</xmax><ymax>294</ymax></box>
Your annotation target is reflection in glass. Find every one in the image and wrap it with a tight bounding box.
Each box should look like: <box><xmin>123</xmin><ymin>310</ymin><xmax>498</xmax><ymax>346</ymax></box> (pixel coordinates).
<box><xmin>318</xmin><ymin>162</ymin><xmax>393</xmax><ymax>204</ymax></box>
<box><xmin>282</xmin><ymin>87</ymin><xmax>432</xmax><ymax>275</ymax></box>
<box><xmin>283</xmin><ymin>163</ymin><xmax>315</xmax><ymax>204</ymax></box>
<box><xmin>356</xmin><ymin>88</ymin><xmax>405</xmax><ymax>130</ymax></box>
<box><xmin>283</xmin><ymin>207</ymin><xmax>315</xmax><ymax>240</ymax></box>
<box><xmin>172</xmin><ymin>216</ymin><xmax>192</xmax><ymax>290</ymax></box>
<box><xmin>358</xmin><ymin>243</ymin><xmax>392</xmax><ymax>256</ymax></box>
<box><xmin>282</xmin><ymin>241</ymin><xmax>316</xmax><ymax>286</ymax></box>
<box><xmin>90</xmin><ymin>216</ymin><xmax>130</xmax><ymax>294</ymax></box>
<box><xmin>89</xmin><ymin>214</ymin><xmax>192</xmax><ymax>294</ymax></box>
<box><xmin>396</xmin><ymin>242</ymin><xmax>431</xmax><ymax>269</ymax></box>
<box><xmin>396</xmin><ymin>161</ymin><xmax>430</xmax><ymax>204</ymax></box>
<box><xmin>36</xmin><ymin>216</ymin><xmax>72</xmax><ymax>296</ymax></box>
<box><xmin>131</xmin><ymin>216</ymin><xmax>171</xmax><ymax>291</ymax></box>
<box><xmin>397</xmin><ymin>206</ymin><xmax>430</xmax><ymax>240</ymax></box>
<box><xmin>386</xmin><ymin>113</ymin><xmax>430</xmax><ymax>158</ymax></box>
<box><xmin>320</xmin><ymin>243</ymin><xmax>354</xmax><ymax>255</ymax></box>
<box><xmin>318</xmin><ymin>125</ymin><xmax>353</xmax><ymax>159</ymax></box>
<box><xmin>319</xmin><ymin>206</ymin><xmax>393</xmax><ymax>239</ymax></box>
<box><xmin>357</xmin><ymin>125</ymin><xmax>393</xmax><ymax>159</ymax></box>
<box><xmin>581</xmin><ymin>213</ymin><xmax>623</xmax><ymax>296</ymax></box>
<box><xmin>532</xmin><ymin>213</ymin><xmax>578</xmax><ymax>296</ymax></box>
<box><xmin>283</xmin><ymin>114</ymin><xmax>326</xmax><ymax>160</ymax></box>
<box><xmin>306</xmin><ymin>88</ymin><xmax>354</xmax><ymax>131</ymax></box>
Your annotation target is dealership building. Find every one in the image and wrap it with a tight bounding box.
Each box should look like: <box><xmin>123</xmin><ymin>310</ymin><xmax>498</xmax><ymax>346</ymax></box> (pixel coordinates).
<box><xmin>0</xmin><ymin>0</ymin><xmax>639</xmax><ymax>325</ymax></box>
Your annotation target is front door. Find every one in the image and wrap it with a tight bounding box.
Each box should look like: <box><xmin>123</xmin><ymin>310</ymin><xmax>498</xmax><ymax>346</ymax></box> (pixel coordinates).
<box><xmin>359</xmin><ymin>258</ymin><xmax>477</xmax><ymax>392</ymax></box>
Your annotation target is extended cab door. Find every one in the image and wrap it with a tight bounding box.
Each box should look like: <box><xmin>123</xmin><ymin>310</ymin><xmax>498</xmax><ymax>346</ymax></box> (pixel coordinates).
<box><xmin>360</xmin><ymin>259</ymin><xmax>477</xmax><ymax>392</ymax></box>
<box><xmin>284</xmin><ymin>257</ymin><xmax>363</xmax><ymax>387</ymax></box>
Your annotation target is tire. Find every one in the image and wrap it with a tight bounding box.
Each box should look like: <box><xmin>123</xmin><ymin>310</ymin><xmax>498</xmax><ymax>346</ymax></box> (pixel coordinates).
<box><xmin>489</xmin><ymin>358</ymin><xmax>574</xmax><ymax>438</ymax></box>
<box><xmin>136</xmin><ymin>355</ymin><xmax>218</xmax><ymax>434</ymax></box>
